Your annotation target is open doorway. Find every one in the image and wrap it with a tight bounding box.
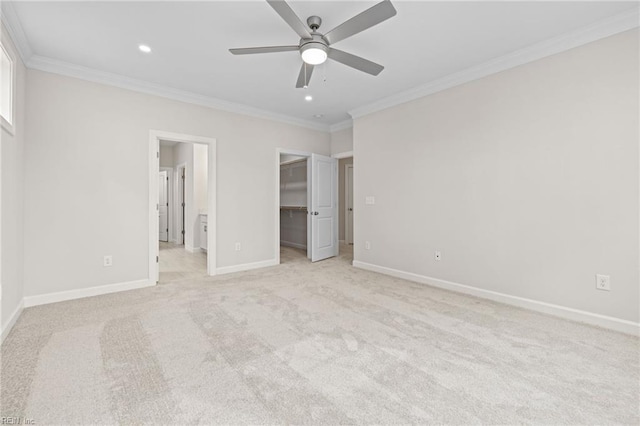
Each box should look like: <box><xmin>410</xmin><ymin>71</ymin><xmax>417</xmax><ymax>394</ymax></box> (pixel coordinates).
<box><xmin>158</xmin><ymin>141</ymin><xmax>208</xmax><ymax>282</ymax></box>
<box><xmin>279</xmin><ymin>153</ymin><xmax>309</xmax><ymax>264</ymax></box>
<box><xmin>276</xmin><ymin>149</ymin><xmax>339</xmax><ymax>265</ymax></box>
<box><xmin>149</xmin><ymin>131</ymin><xmax>216</xmax><ymax>285</ymax></box>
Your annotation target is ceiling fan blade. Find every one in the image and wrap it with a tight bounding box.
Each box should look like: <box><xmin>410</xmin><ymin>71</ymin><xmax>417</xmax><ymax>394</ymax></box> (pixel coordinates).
<box><xmin>328</xmin><ymin>48</ymin><xmax>384</xmax><ymax>76</ymax></box>
<box><xmin>266</xmin><ymin>0</ymin><xmax>312</xmax><ymax>39</ymax></box>
<box><xmin>296</xmin><ymin>63</ymin><xmax>314</xmax><ymax>88</ymax></box>
<box><xmin>324</xmin><ymin>0</ymin><xmax>397</xmax><ymax>45</ymax></box>
<box><xmin>229</xmin><ymin>45</ymin><xmax>299</xmax><ymax>55</ymax></box>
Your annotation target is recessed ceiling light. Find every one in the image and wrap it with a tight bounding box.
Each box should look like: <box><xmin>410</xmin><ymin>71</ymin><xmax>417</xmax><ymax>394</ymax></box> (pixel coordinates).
<box><xmin>138</xmin><ymin>44</ymin><xmax>152</xmax><ymax>53</ymax></box>
<box><xmin>314</xmin><ymin>114</ymin><xmax>323</xmax><ymax>119</ymax></box>
<box><xmin>305</xmin><ymin>95</ymin><xmax>313</xmax><ymax>101</ymax></box>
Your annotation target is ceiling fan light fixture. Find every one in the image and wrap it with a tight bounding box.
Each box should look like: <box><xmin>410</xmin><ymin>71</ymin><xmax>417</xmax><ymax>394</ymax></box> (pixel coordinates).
<box><xmin>300</xmin><ymin>42</ymin><xmax>328</xmax><ymax>65</ymax></box>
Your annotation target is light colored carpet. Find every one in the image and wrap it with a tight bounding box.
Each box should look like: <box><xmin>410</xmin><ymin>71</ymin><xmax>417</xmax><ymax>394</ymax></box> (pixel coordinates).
<box><xmin>1</xmin><ymin>245</ymin><xmax>638</xmax><ymax>424</ymax></box>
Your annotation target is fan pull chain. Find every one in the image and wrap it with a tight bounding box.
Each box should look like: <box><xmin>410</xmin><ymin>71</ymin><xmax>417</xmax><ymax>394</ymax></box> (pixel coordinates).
<box><xmin>303</xmin><ymin>63</ymin><xmax>308</xmax><ymax>89</ymax></box>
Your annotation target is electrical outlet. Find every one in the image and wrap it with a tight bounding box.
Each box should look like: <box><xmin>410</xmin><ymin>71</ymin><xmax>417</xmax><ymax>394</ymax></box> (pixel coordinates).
<box><xmin>595</xmin><ymin>274</ymin><xmax>610</xmax><ymax>291</ymax></box>
<box><xmin>365</xmin><ymin>241</ymin><xmax>371</xmax><ymax>250</ymax></box>
<box><xmin>235</xmin><ymin>242</ymin><xmax>241</xmax><ymax>251</ymax></box>
<box><xmin>103</xmin><ymin>255</ymin><xmax>113</xmax><ymax>267</ymax></box>
<box><xmin>435</xmin><ymin>251</ymin><xmax>441</xmax><ymax>261</ymax></box>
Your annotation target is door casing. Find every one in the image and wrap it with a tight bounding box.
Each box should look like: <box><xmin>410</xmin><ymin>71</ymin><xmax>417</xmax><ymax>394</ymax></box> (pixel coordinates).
<box><xmin>345</xmin><ymin>163</ymin><xmax>354</xmax><ymax>245</ymax></box>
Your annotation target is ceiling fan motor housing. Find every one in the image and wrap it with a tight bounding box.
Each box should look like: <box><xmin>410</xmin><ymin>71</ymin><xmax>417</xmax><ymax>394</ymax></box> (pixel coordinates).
<box><xmin>307</xmin><ymin>15</ymin><xmax>322</xmax><ymax>31</ymax></box>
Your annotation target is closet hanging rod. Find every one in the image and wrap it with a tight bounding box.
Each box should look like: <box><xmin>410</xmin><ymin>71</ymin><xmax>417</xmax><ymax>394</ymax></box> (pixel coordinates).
<box><xmin>280</xmin><ymin>206</ymin><xmax>307</xmax><ymax>211</ymax></box>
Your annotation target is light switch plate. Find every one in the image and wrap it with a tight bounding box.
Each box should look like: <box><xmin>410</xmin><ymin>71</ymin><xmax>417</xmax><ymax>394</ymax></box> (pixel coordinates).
<box><xmin>365</xmin><ymin>196</ymin><xmax>375</xmax><ymax>205</ymax></box>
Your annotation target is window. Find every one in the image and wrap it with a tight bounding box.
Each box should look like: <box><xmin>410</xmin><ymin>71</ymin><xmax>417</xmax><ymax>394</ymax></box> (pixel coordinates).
<box><xmin>1</xmin><ymin>41</ymin><xmax>14</xmax><ymax>132</ymax></box>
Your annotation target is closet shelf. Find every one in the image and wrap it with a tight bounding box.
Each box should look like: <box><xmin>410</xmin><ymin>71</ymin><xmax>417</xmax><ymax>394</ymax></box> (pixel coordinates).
<box><xmin>280</xmin><ymin>206</ymin><xmax>307</xmax><ymax>211</ymax></box>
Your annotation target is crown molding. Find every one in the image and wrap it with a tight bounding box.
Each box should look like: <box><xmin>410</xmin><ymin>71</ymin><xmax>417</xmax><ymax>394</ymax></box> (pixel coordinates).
<box><xmin>349</xmin><ymin>7</ymin><xmax>640</xmax><ymax>120</ymax></box>
<box><xmin>0</xmin><ymin>1</ymin><xmax>32</xmax><ymax>61</ymax></box>
<box><xmin>27</xmin><ymin>55</ymin><xmax>330</xmax><ymax>132</ymax></box>
<box><xmin>329</xmin><ymin>119</ymin><xmax>353</xmax><ymax>133</ymax></box>
<box><xmin>1</xmin><ymin>1</ymin><xmax>330</xmax><ymax>132</ymax></box>
<box><xmin>4</xmin><ymin>2</ymin><xmax>637</xmax><ymax>132</ymax></box>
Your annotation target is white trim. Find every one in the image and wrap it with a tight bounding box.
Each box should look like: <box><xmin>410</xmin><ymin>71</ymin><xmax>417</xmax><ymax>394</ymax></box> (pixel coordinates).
<box><xmin>23</xmin><ymin>279</ymin><xmax>154</xmax><ymax>308</ymax></box>
<box><xmin>0</xmin><ymin>1</ymin><xmax>33</xmax><ymax>61</ymax></box>
<box><xmin>0</xmin><ymin>27</ymin><xmax>16</xmax><ymax>135</ymax></box>
<box><xmin>150</xmin><ymin>130</ymin><xmax>217</xmax><ymax>280</ymax></box>
<box><xmin>329</xmin><ymin>120</ymin><xmax>353</xmax><ymax>133</ymax></box>
<box><xmin>344</xmin><ymin>163</ymin><xmax>354</xmax><ymax>245</ymax></box>
<box><xmin>159</xmin><ymin>167</ymin><xmax>173</xmax><ymax>243</ymax></box>
<box><xmin>1</xmin><ymin>300</ymin><xmax>24</xmax><ymax>344</ymax></box>
<box><xmin>175</xmin><ymin>162</ymin><xmax>187</xmax><ymax>245</ymax></box>
<box><xmin>332</xmin><ymin>151</ymin><xmax>354</xmax><ymax>160</ymax></box>
<box><xmin>281</xmin><ymin>241</ymin><xmax>306</xmax><ymax>250</ymax></box>
<box><xmin>353</xmin><ymin>261</ymin><xmax>640</xmax><ymax>336</ymax></box>
<box><xmin>216</xmin><ymin>259</ymin><xmax>278</xmax><ymax>276</ymax></box>
<box><xmin>27</xmin><ymin>55</ymin><xmax>329</xmax><ymax>133</ymax></box>
<box><xmin>349</xmin><ymin>8</ymin><xmax>640</xmax><ymax>120</ymax></box>
<box><xmin>1</xmin><ymin>4</ymin><xmax>637</xmax><ymax>132</ymax></box>
<box><xmin>185</xmin><ymin>245</ymin><xmax>198</xmax><ymax>253</ymax></box>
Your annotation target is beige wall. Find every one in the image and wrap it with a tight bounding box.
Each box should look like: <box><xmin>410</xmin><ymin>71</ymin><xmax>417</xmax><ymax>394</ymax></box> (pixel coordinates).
<box><xmin>338</xmin><ymin>157</ymin><xmax>353</xmax><ymax>241</ymax></box>
<box><xmin>331</xmin><ymin>127</ymin><xmax>353</xmax><ymax>156</ymax></box>
<box><xmin>354</xmin><ymin>29</ymin><xmax>639</xmax><ymax>323</ymax></box>
<box><xmin>23</xmin><ymin>70</ymin><xmax>330</xmax><ymax>298</ymax></box>
<box><xmin>159</xmin><ymin>145</ymin><xmax>174</xmax><ymax>168</ymax></box>
<box><xmin>1</xmin><ymin>25</ymin><xmax>26</xmax><ymax>336</ymax></box>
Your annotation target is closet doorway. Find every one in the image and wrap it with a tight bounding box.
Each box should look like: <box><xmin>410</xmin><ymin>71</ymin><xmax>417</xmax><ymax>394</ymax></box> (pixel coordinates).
<box><xmin>276</xmin><ymin>149</ymin><xmax>339</xmax><ymax>264</ymax></box>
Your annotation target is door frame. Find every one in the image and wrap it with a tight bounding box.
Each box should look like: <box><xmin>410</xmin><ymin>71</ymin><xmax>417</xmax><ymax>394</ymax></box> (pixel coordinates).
<box><xmin>159</xmin><ymin>167</ymin><xmax>173</xmax><ymax>243</ymax></box>
<box><xmin>149</xmin><ymin>130</ymin><xmax>217</xmax><ymax>282</ymax></box>
<box><xmin>344</xmin><ymin>163</ymin><xmax>354</xmax><ymax>245</ymax></box>
<box><xmin>275</xmin><ymin>148</ymin><xmax>312</xmax><ymax>265</ymax></box>
<box><xmin>175</xmin><ymin>163</ymin><xmax>187</xmax><ymax>245</ymax></box>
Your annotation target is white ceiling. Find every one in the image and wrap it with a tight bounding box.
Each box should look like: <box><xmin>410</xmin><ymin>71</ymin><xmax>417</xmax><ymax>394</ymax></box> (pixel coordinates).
<box><xmin>4</xmin><ymin>1</ymin><xmax>639</xmax><ymax>129</ymax></box>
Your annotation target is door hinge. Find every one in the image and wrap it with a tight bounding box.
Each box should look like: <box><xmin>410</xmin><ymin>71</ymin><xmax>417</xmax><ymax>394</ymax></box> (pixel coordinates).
<box><xmin>166</xmin><ymin>228</ymin><xmax>168</xmax><ymax>232</ymax></box>
<box><xmin>156</xmin><ymin>256</ymin><xmax>159</xmax><ymax>263</ymax></box>
<box><xmin>157</xmin><ymin>152</ymin><xmax>159</xmax><ymax>158</ymax></box>
<box><xmin>182</xmin><ymin>230</ymin><xmax>185</xmax><ymax>235</ymax></box>
<box><xmin>156</xmin><ymin>203</ymin><xmax>159</xmax><ymax>211</ymax></box>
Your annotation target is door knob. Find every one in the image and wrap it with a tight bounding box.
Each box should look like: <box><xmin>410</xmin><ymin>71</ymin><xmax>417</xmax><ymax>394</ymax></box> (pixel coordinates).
<box><xmin>314</xmin><ymin>211</ymin><xmax>319</xmax><ymax>215</ymax></box>
<box><xmin>349</xmin><ymin>208</ymin><xmax>353</xmax><ymax>211</ymax></box>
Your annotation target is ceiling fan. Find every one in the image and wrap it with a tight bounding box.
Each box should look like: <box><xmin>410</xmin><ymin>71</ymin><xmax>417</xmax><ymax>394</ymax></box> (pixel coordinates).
<box><xmin>229</xmin><ymin>0</ymin><xmax>397</xmax><ymax>88</ymax></box>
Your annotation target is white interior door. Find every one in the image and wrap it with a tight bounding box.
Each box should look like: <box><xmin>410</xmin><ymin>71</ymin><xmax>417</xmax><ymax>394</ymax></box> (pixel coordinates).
<box><xmin>346</xmin><ymin>164</ymin><xmax>354</xmax><ymax>244</ymax></box>
<box><xmin>158</xmin><ymin>171</ymin><xmax>169</xmax><ymax>242</ymax></box>
<box><xmin>309</xmin><ymin>153</ymin><xmax>338</xmax><ymax>262</ymax></box>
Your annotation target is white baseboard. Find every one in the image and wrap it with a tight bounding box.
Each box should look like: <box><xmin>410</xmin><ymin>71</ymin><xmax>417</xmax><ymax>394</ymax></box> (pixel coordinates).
<box><xmin>353</xmin><ymin>261</ymin><xmax>639</xmax><ymax>336</ymax></box>
<box><xmin>1</xmin><ymin>300</ymin><xmax>24</xmax><ymax>344</ymax></box>
<box><xmin>281</xmin><ymin>241</ymin><xmax>306</xmax><ymax>250</ymax></box>
<box><xmin>216</xmin><ymin>259</ymin><xmax>278</xmax><ymax>275</ymax></box>
<box><xmin>23</xmin><ymin>279</ymin><xmax>155</xmax><ymax>308</ymax></box>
